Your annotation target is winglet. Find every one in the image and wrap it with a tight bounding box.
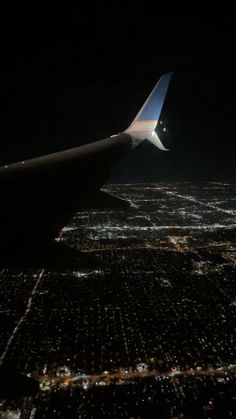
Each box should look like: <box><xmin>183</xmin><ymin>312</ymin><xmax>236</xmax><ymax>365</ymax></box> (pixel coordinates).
<box><xmin>124</xmin><ymin>72</ymin><xmax>173</xmax><ymax>150</ymax></box>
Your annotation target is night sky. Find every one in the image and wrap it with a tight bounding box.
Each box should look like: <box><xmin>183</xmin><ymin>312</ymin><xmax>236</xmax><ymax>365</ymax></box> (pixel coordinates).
<box><xmin>0</xmin><ymin>9</ymin><xmax>235</xmax><ymax>181</ymax></box>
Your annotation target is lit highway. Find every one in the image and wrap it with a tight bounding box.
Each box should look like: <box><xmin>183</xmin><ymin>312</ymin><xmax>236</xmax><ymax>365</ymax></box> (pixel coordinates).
<box><xmin>37</xmin><ymin>364</ymin><xmax>236</xmax><ymax>390</ymax></box>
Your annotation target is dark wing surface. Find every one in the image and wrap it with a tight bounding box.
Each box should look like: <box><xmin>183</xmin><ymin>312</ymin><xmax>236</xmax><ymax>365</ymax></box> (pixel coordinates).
<box><xmin>0</xmin><ymin>134</ymin><xmax>132</xmax><ymax>253</ymax></box>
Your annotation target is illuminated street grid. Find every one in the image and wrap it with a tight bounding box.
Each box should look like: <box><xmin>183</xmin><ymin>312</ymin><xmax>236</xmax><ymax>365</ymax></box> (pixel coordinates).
<box><xmin>0</xmin><ymin>182</ymin><xmax>236</xmax><ymax>417</ymax></box>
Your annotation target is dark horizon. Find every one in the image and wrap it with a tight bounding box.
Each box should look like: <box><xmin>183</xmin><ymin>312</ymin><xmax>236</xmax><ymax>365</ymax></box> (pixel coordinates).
<box><xmin>0</xmin><ymin>11</ymin><xmax>235</xmax><ymax>181</ymax></box>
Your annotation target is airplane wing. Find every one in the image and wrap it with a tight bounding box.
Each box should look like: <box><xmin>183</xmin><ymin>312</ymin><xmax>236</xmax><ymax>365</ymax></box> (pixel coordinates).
<box><xmin>0</xmin><ymin>73</ymin><xmax>173</xmax><ymax>264</ymax></box>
